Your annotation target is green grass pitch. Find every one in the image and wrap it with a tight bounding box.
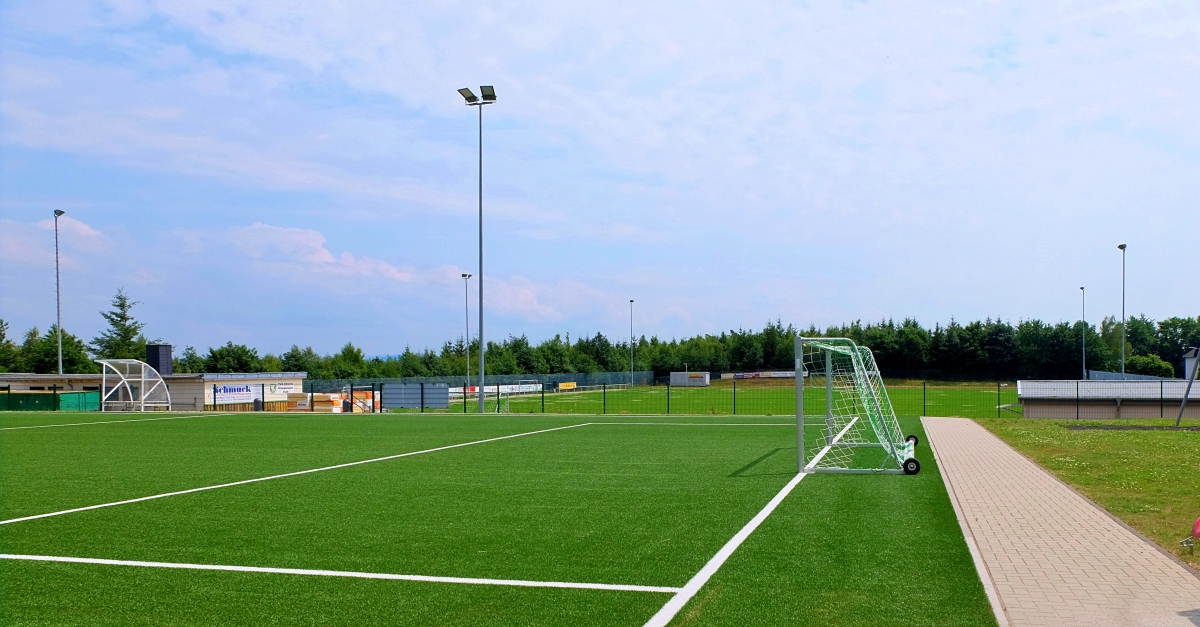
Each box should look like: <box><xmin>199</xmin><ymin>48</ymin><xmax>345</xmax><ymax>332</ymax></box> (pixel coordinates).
<box><xmin>437</xmin><ymin>382</ymin><xmax>1020</xmax><ymax>420</ymax></box>
<box><xmin>1</xmin><ymin>412</ymin><xmax>996</xmax><ymax>626</ymax></box>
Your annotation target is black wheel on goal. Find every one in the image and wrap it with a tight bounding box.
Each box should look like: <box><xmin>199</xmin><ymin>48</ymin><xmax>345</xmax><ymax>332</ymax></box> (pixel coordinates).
<box><xmin>906</xmin><ymin>434</ymin><xmax>919</xmax><ymax>446</ymax></box>
<box><xmin>903</xmin><ymin>458</ymin><xmax>920</xmax><ymax>475</ymax></box>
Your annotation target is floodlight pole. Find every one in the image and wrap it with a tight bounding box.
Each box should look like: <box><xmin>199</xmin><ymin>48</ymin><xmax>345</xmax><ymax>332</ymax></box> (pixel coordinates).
<box><xmin>458</xmin><ymin>86</ymin><xmax>495</xmax><ymax>413</ymax></box>
<box><xmin>1119</xmin><ymin>244</ymin><xmax>1127</xmax><ymax>379</ymax></box>
<box><xmin>54</xmin><ymin>210</ymin><xmax>65</xmax><ymax>375</ymax></box>
<box><xmin>1080</xmin><ymin>286</ymin><xmax>1086</xmax><ymax>379</ymax></box>
<box><xmin>463</xmin><ymin>273</ymin><xmax>472</xmax><ymax>394</ymax></box>
<box><xmin>629</xmin><ymin>299</ymin><xmax>635</xmax><ymax>388</ymax></box>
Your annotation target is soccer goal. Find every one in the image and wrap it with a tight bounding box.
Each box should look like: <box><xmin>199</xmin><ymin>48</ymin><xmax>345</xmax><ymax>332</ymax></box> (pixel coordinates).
<box><xmin>796</xmin><ymin>337</ymin><xmax>919</xmax><ymax>474</ymax></box>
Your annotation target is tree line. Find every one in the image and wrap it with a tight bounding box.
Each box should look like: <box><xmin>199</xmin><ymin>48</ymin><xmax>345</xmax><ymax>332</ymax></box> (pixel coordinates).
<box><xmin>3</xmin><ymin>290</ymin><xmax>1198</xmax><ymax>381</ymax></box>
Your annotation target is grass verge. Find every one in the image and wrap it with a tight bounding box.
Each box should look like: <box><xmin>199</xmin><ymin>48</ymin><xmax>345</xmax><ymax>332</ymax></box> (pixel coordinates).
<box><xmin>976</xmin><ymin>417</ymin><xmax>1200</xmax><ymax>568</ymax></box>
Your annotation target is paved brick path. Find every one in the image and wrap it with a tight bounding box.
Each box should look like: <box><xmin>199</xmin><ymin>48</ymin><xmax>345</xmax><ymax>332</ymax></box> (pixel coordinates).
<box><xmin>923</xmin><ymin>417</ymin><xmax>1200</xmax><ymax>627</ymax></box>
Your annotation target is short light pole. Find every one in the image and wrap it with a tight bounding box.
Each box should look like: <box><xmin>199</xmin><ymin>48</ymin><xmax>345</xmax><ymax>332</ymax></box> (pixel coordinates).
<box><xmin>458</xmin><ymin>86</ymin><xmax>496</xmax><ymax>412</ymax></box>
<box><xmin>629</xmin><ymin>299</ymin><xmax>635</xmax><ymax>388</ymax></box>
<box><xmin>1118</xmin><ymin>243</ymin><xmax>1127</xmax><ymax>379</ymax></box>
<box><xmin>1080</xmin><ymin>286</ymin><xmax>1086</xmax><ymax>379</ymax></box>
<box><xmin>463</xmin><ymin>273</ymin><xmax>473</xmax><ymax>393</ymax></box>
<box><xmin>54</xmin><ymin>209</ymin><xmax>65</xmax><ymax>375</ymax></box>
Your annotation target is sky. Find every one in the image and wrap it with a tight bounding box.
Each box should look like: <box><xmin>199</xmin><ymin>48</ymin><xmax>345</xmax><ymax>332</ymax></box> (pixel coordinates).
<box><xmin>1</xmin><ymin>1</ymin><xmax>1198</xmax><ymax>356</ymax></box>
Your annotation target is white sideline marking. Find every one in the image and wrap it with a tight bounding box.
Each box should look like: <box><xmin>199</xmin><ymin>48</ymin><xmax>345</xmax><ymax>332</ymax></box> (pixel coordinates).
<box><xmin>0</xmin><ymin>414</ymin><xmax>210</xmax><ymax>431</ymax></box>
<box><xmin>642</xmin><ymin>415</ymin><xmax>858</xmax><ymax>626</ymax></box>
<box><xmin>642</xmin><ymin>472</ymin><xmax>808</xmax><ymax>626</ymax></box>
<box><xmin>0</xmin><ymin>423</ymin><xmax>589</xmax><ymax>526</ymax></box>
<box><xmin>0</xmin><ymin>554</ymin><xmax>679</xmax><ymax>593</ymax></box>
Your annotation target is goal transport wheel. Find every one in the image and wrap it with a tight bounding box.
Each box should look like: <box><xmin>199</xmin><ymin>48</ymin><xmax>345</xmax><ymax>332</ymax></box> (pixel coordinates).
<box><xmin>902</xmin><ymin>458</ymin><xmax>920</xmax><ymax>475</ymax></box>
<box><xmin>906</xmin><ymin>434</ymin><xmax>919</xmax><ymax>446</ymax></box>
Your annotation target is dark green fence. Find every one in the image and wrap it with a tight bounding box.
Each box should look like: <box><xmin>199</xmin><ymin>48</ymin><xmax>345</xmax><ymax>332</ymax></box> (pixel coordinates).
<box><xmin>0</xmin><ymin>390</ymin><xmax>101</xmax><ymax>412</ymax></box>
<box><xmin>409</xmin><ymin>380</ymin><xmax>1022</xmax><ymax>418</ymax></box>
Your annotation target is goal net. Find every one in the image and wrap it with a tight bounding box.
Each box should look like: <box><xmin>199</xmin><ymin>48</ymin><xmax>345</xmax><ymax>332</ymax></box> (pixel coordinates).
<box><xmin>796</xmin><ymin>337</ymin><xmax>919</xmax><ymax>474</ymax></box>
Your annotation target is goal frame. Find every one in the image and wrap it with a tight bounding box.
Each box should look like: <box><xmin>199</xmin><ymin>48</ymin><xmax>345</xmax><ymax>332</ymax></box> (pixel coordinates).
<box><xmin>795</xmin><ymin>337</ymin><xmax>916</xmax><ymax>474</ymax></box>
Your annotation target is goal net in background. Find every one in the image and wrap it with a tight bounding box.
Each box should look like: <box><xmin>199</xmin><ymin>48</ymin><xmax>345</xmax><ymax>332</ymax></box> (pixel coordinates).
<box><xmin>796</xmin><ymin>337</ymin><xmax>919</xmax><ymax>474</ymax></box>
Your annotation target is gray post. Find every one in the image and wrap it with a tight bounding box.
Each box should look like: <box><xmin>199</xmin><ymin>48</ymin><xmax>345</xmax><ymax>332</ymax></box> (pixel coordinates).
<box><xmin>478</xmin><ymin>103</ymin><xmax>486</xmax><ymax>413</ymax></box>
<box><xmin>1177</xmin><ymin>353</ymin><xmax>1198</xmax><ymax>427</ymax></box>
<box><xmin>630</xmin><ymin>299</ymin><xmax>635</xmax><ymax>388</ymax></box>
<box><xmin>796</xmin><ymin>336</ymin><xmax>805</xmax><ymax>473</ymax></box>
<box><xmin>1080</xmin><ymin>286</ymin><xmax>1086</xmax><ymax>379</ymax></box>
<box><xmin>825</xmin><ymin>349</ymin><xmax>834</xmax><ymax>445</ymax></box>
<box><xmin>1119</xmin><ymin>244</ymin><xmax>1127</xmax><ymax>378</ymax></box>
<box><xmin>54</xmin><ymin>210</ymin><xmax>64</xmax><ymax>375</ymax></box>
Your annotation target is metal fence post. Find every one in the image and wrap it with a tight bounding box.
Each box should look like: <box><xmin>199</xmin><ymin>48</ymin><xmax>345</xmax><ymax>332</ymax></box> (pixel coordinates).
<box><xmin>541</xmin><ymin>386</ymin><xmax>545</xmax><ymax>413</ymax></box>
<box><xmin>733</xmin><ymin>380</ymin><xmax>737</xmax><ymax>415</ymax></box>
<box><xmin>1161</xmin><ymin>379</ymin><xmax>1164</xmax><ymax>418</ymax></box>
<box><xmin>310</xmin><ymin>391</ymin><xmax>314</xmax><ymax>413</ymax></box>
<box><xmin>52</xmin><ymin>383</ymin><xmax>58</xmax><ymax>411</ymax></box>
<box><xmin>997</xmin><ymin>381</ymin><xmax>1000</xmax><ymax>418</ymax></box>
<box><xmin>420</xmin><ymin>382</ymin><xmax>425</xmax><ymax>413</ymax></box>
<box><xmin>1076</xmin><ymin>380</ymin><xmax>1080</xmax><ymax>419</ymax></box>
<box><xmin>603</xmin><ymin>384</ymin><xmax>607</xmax><ymax>414</ymax></box>
<box><xmin>667</xmin><ymin>382</ymin><xmax>671</xmax><ymax>415</ymax></box>
<box><xmin>922</xmin><ymin>381</ymin><xmax>926</xmax><ymax>416</ymax></box>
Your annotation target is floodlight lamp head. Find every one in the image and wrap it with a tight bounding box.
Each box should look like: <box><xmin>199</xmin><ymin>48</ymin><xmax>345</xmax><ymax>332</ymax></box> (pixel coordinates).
<box><xmin>462</xmin><ymin>273</ymin><xmax>472</xmax><ymax>279</ymax></box>
<box><xmin>480</xmin><ymin>85</ymin><xmax>496</xmax><ymax>102</ymax></box>
<box><xmin>1118</xmin><ymin>243</ymin><xmax>1127</xmax><ymax>250</ymax></box>
<box><xmin>54</xmin><ymin>209</ymin><xmax>65</xmax><ymax>217</ymax></box>
<box><xmin>458</xmin><ymin>88</ymin><xmax>479</xmax><ymax>104</ymax></box>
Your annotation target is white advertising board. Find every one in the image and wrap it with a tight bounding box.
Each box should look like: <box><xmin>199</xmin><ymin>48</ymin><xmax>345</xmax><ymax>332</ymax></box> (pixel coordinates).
<box><xmin>211</xmin><ymin>383</ymin><xmax>258</xmax><ymax>404</ymax></box>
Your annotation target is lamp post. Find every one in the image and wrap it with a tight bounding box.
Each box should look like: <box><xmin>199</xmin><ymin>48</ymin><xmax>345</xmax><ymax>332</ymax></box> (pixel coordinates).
<box><xmin>1080</xmin><ymin>286</ymin><xmax>1086</xmax><ymax>379</ymax></box>
<box><xmin>629</xmin><ymin>300</ymin><xmax>635</xmax><ymax>388</ymax></box>
<box><xmin>1118</xmin><ymin>243</ymin><xmax>1127</xmax><ymax>379</ymax></box>
<box><xmin>458</xmin><ymin>85</ymin><xmax>496</xmax><ymax>412</ymax></box>
<box><xmin>463</xmin><ymin>273</ymin><xmax>472</xmax><ymax>394</ymax></box>
<box><xmin>54</xmin><ymin>210</ymin><xmax>65</xmax><ymax>375</ymax></box>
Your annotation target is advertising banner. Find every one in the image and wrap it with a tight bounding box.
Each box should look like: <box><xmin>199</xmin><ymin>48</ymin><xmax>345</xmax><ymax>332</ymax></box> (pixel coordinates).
<box><xmin>211</xmin><ymin>383</ymin><xmax>258</xmax><ymax>405</ymax></box>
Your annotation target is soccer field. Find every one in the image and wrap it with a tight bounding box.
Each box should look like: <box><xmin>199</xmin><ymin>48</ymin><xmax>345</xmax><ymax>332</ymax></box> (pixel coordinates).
<box><xmin>0</xmin><ymin>412</ymin><xmax>996</xmax><ymax>626</ymax></box>
<box><xmin>439</xmin><ymin>382</ymin><xmax>1020</xmax><ymax>419</ymax></box>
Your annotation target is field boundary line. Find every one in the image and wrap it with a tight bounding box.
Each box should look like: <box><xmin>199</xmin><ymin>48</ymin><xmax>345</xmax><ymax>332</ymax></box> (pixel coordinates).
<box><xmin>0</xmin><ymin>553</ymin><xmax>679</xmax><ymax>593</ymax></box>
<box><xmin>921</xmin><ymin>417</ymin><xmax>1011</xmax><ymax>627</ymax></box>
<box><xmin>0</xmin><ymin>414</ymin><xmax>210</xmax><ymax>431</ymax></box>
<box><xmin>0</xmin><ymin>423</ymin><xmax>589</xmax><ymax>526</ymax></box>
<box><xmin>642</xmin><ymin>471</ymin><xmax>808</xmax><ymax>626</ymax></box>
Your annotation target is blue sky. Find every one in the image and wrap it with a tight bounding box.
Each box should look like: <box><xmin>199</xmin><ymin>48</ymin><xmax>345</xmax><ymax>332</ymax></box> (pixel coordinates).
<box><xmin>2</xmin><ymin>1</ymin><xmax>1198</xmax><ymax>355</ymax></box>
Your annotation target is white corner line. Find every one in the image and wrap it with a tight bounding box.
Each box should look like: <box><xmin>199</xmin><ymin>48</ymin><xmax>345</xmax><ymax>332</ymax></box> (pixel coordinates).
<box><xmin>0</xmin><ymin>414</ymin><xmax>211</xmax><ymax>431</ymax></box>
<box><xmin>642</xmin><ymin>471</ymin><xmax>808</xmax><ymax>627</ymax></box>
<box><xmin>920</xmin><ymin>417</ymin><xmax>1011</xmax><ymax>627</ymax></box>
<box><xmin>0</xmin><ymin>554</ymin><xmax>678</xmax><ymax>594</ymax></box>
<box><xmin>0</xmin><ymin>423</ymin><xmax>591</xmax><ymax>526</ymax></box>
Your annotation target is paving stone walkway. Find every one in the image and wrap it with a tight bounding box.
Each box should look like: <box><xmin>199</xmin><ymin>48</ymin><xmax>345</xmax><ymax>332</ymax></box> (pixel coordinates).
<box><xmin>923</xmin><ymin>417</ymin><xmax>1200</xmax><ymax>627</ymax></box>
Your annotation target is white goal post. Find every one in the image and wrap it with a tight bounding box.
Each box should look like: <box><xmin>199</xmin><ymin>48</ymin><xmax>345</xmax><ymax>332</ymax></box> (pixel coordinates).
<box><xmin>795</xmin><ymin>337</ymin><xmax>919</xmax><ymax>474</ymax></box>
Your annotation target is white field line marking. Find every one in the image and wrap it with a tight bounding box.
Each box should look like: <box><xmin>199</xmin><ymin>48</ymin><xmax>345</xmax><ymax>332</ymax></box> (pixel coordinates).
<box><xmin>642</xmin><ymin>416</ymin><xmax>857</xmax><ymax>626</ymax></box>
<box><xmin>0</xmin><ymin>554</ymin><xmax>679</xmax><ymax>593</ymax></box>
<box><xmin>0</xmin><ymin>423</ymin><xmax>589</xmax><ymax>526</ymax></box>
<box><xmin>642</xmin><ymin>472</ymin><xmax>808</xmax><ymax>626</ymax></box>
<box><xmin>805</xmin><ymin>416</ymin><xmax>859</xmax><ymax>468</ymax></box>
<box><xmin>0</xmin><ymin>414</ymin><xmax>210</xmax><ymax>431</ymax></box>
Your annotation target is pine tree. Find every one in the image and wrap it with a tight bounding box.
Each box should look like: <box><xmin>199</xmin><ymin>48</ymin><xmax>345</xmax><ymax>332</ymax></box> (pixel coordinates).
<box><xmin>90</xmin><ymin>289</ymin><xmax>151</xmax><ymax>360</ymax></box>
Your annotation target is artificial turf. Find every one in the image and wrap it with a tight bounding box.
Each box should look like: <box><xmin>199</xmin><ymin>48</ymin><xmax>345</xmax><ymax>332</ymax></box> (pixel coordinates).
<box><xmin>1</xmin><ymin>412</ymin><xmax>995</xmax><ymax>625</ymax></box>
